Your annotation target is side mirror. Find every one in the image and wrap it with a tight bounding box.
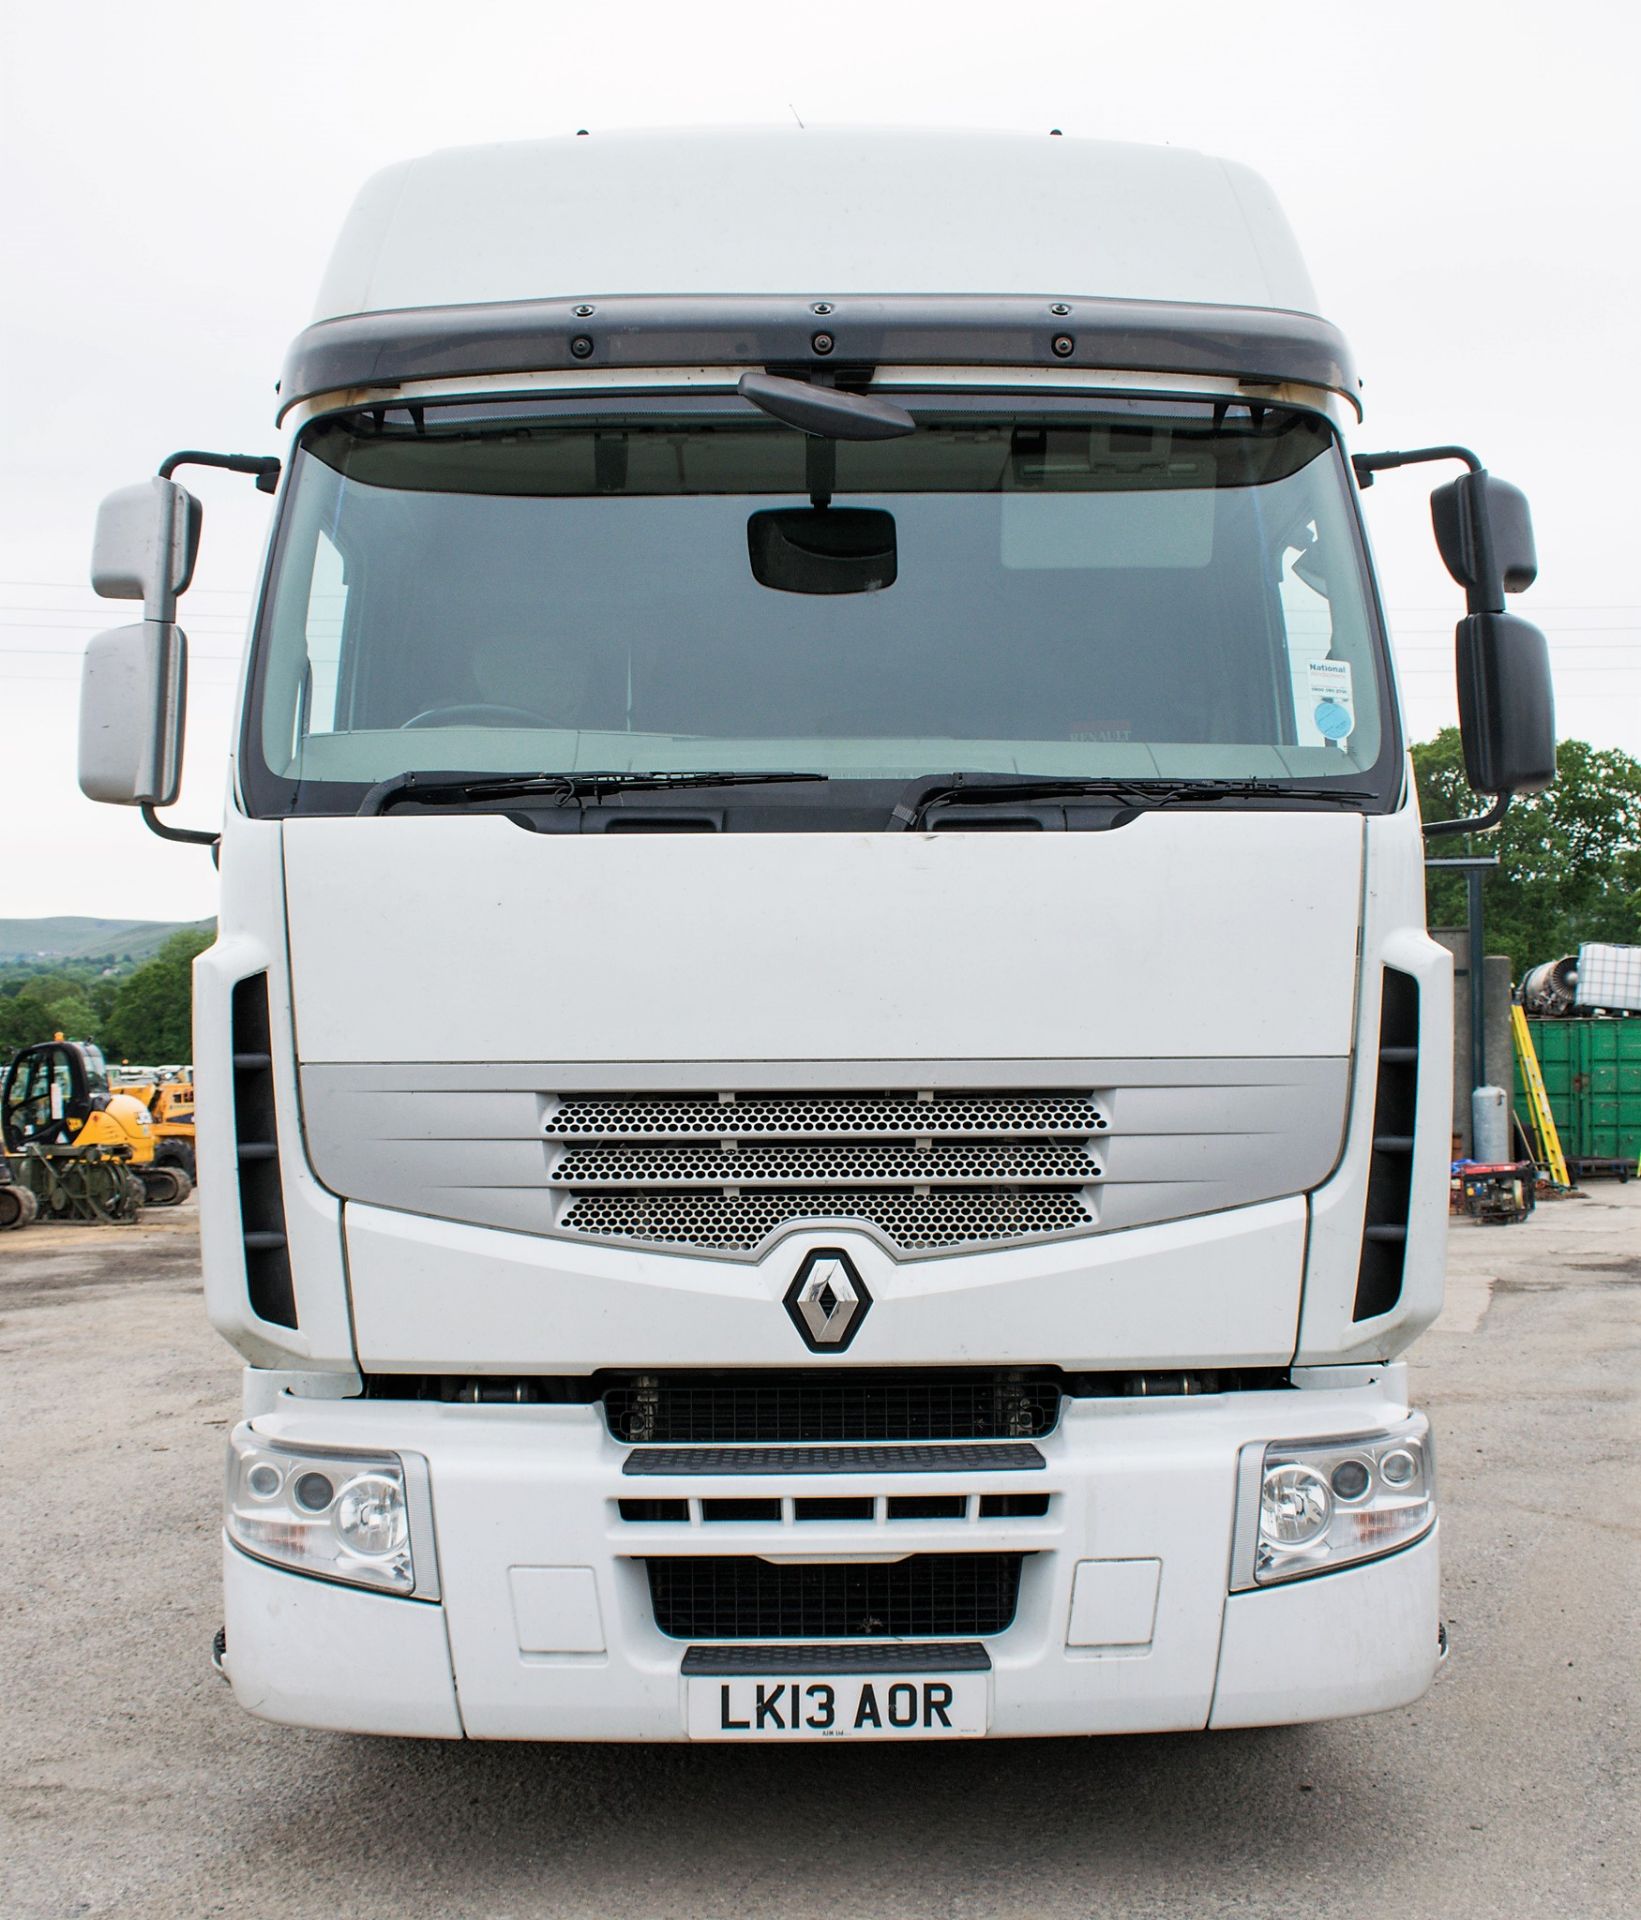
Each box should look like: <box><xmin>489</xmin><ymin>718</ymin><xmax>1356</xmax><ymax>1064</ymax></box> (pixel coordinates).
<box><xmin>91</xmin><ymin>478</ymin><xmax>202</xmax><ymax>612</ymax></box>
<box><xmin>80</xmin><ymin>478</ymin><xmax>199</xmax><ymax>807</ymax></box>
<box><xmin>1432</xmin><ymin>470</ymin><xmax>1552</xmax><ymax>799</ymax></box>
<box><xmin>1354</xmin><ymin>445</ymin><xmax>1555</xmax><ymax>831</ymax></box>
<box><xmin>78</xmin><ymin>622</ymin><xmax>187</xmax><ymax>806</ymax></box>
<box><xmin>1430</xmin><ymin>471</ymin><xmax>1537</xmax><ymax>608</ymax></box>
<box><xmin>1455</xmin><ymin>611</ymin><xmax>1556</xmax><ymax>795</ymax></box>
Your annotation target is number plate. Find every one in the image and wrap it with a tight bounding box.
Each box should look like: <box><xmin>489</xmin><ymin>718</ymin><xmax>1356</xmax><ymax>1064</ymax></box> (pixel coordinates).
<box><xmin>687</xmin><ymin>1670</ymin><xmax>988</xmax><ymax>1740</ymax></box>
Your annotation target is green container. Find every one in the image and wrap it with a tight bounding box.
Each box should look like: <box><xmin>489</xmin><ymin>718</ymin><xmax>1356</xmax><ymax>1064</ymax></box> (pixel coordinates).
<box><xmin>1515</xmin><ymin>1016</ymin><xmax>1641</xmax><ymax>1169</ymax></box>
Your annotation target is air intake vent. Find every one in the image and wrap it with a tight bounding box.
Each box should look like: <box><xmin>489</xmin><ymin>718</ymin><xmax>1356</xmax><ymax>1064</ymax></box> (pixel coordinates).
<box><xmin>645</xmin><ymin>1553</ymin><xmax>1025</xmax><ymax>1640</ymax></box>
<box><xmin>552</xmin><ymin>1092</ymin><xmax>1104</xmax><ymax>1139</ymax></box>
<box><xmin>601</xmin><ymin>1370</ymin><xmax>1063</xmax><ymax>1444</ymax></box>
<box><xmin>231</xmin><ymin>975</ymin><xmax>296</xmax><ymax>1328</ymax></box>
<box><xmin>1353</xmin><ymin>969</ymin><xmax>1420</xmax><ymax>1321</ymax></box>
<box><xmin>548</xmin><ymin>1090</ymin><xmax>1103</xmax><ymax>1256</ymax></box>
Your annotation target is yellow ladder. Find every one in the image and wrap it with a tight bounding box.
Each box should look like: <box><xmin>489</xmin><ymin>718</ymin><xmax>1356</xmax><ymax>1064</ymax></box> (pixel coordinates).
<box><xmin>1511</xmin><ymin>1004</ymin><xmax>1571</xmax><ymax>1188</ymax></box>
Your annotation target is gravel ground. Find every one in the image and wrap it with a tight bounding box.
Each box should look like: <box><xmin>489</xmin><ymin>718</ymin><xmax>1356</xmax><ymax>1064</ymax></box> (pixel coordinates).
<box><xmin>2</xmin><ymin>1186</ymin><xmax>1637</xmax><ymax>1920</ymax></box>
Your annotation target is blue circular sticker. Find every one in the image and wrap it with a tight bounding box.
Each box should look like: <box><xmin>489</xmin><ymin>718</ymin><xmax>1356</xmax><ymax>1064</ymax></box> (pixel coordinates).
<box><xmin>1314</xmin><ymin>698</ymin><xmax>1354</xmax><ymax>740</ymax></box>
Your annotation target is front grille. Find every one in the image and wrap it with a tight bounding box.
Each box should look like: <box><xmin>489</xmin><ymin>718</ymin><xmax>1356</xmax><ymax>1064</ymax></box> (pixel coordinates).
<box><xmin>560</xmin><ymin>1141</ymin><xmax>1095</xmax><ymax>1185</ymax></box>
<box><xmin>602</xmin><ymin>1370</ymin><xmax>1062</xmax><ymax>1443</ymax></box>
<box><xmin>646</xmin><ymin>1553</ymin><xmax>1025</xmax><ymax>1640</ymax></box>
<box><xmin>547</xmin><ymin>1089</ymin><xmax>1103</xmax><ymax>1257</ymax></box>
<box><xmin>563</xmin><ymin>1187</ymin><xmax>1091</xmax><ymax>1250</ymax></box>
<box><xmin>625</xmin><ymin>1443</ymin><xmax>1043</xmax><ymax>1475</ymax></box>
<box><xmin>615</xmin><ymin>1491</ymin><xmax>1054</xmax><ymax>1526</ymax></box>
<box><xmin>553</xmin><ymin>1093</ymin><xmax>1106</xmax><ymax>1139</ymax></box>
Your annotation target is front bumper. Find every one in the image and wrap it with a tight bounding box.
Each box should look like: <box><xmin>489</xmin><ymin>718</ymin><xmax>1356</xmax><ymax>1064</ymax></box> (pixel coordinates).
<box><xmin>224</xmin><ymin>1383</ymin><xmax>1441</xmax><ymax>1740</ymax></box>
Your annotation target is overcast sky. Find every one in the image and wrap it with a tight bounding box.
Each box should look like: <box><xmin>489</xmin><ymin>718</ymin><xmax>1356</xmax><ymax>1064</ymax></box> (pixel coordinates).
<box><xmin>3</xmin><ymin>0</ymin><xmax>1637</xmax><ymax>923</ymax></box>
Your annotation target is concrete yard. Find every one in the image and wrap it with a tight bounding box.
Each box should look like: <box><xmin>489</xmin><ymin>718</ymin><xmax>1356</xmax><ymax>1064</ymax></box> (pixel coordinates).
<box><xmin>2</xmin><ymin>1186</ymin><xmax>1637</xmax><ymax>1920</ymax></box>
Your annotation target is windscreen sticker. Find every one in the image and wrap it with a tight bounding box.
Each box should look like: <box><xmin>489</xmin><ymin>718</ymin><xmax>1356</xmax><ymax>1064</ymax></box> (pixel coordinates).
<box><xmin>1307</xmin><ymin>659</ymin><xmax>1356</xmax><ymax>741</ymax></box>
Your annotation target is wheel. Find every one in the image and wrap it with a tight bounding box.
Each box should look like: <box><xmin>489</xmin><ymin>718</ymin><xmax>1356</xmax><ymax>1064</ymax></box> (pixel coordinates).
<box><xmin>140</xmin><ymin>1165</ymin><xmax>190</xmax><ymax>1207</ymax></box>
<box><xmin>399</xmin><ymin>703</ymin><xmax>553</xmax><ymax>729</ymax></box>
<box><xmin>156</xmin><ymin>1140</ymin><xmax>197</xmax><ymax>1184</ymax></box>
<box><xmin>0</xmin><ymin>1182</ymin><xmax>37</xmax><ymax>1230</ymax></box>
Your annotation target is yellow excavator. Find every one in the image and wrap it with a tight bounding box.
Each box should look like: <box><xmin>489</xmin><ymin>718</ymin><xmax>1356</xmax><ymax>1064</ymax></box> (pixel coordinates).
<box><xmin>110</xmin><ymin>1065</ymin><xmax>198</xmax><ymax>1186</ymax></box>
<box><xmin>1</xmin><ymin>1038</ymin><xmax>192</xmax><ymax>1225</ymax></box>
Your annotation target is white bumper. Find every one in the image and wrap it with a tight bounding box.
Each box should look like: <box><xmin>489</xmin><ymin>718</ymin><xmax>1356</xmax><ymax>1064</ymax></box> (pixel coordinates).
<box><xmin>224</xmin><ymin>1383</ymin><xmax>1441</xmax><ymax>1740</ymax></box>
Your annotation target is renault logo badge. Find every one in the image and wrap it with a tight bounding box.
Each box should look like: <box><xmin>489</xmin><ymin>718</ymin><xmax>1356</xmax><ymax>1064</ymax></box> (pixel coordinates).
<box><xmin>784</xmin><ymin>1248</ymin><xmax>871</xmax><ymax>1352</ymax></box>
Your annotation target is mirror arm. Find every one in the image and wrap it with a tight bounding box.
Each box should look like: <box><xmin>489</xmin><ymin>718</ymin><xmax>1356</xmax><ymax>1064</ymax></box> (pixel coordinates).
<box><xmin>1351</xmin><ymin>444</ymin><xmax>1481</xmax><ymax>486</ymax></box>
<box><xmin>158</xmin><ymin>450</ymin><xmax>281</xmax><ymax>494</ymax></box>
<box><xmin>140</xmin><ymin>803</ymin><xmax>218</xmax><ymax>851</ymax></box>
<box><xmin>1353</xmin><ymin>445</ymin><xmax>1498</xmax><ymax>611</ymax></box>
<box><xmin>1422</xmin><ymin>792</ymin><xmax>1512</xmax><ymax>840</ymax></box>
<box><xmin>807</xmin><ymin>436</ymin><xmax>835</xmax><ymax>509</ymax></box>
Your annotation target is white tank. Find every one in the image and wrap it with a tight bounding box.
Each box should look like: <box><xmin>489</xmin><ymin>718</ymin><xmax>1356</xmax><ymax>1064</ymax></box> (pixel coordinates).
<box><xmin>1471</xmin><ymin>1086</ymin><xmax>1512</xmax><ymax>1165</ymax></box>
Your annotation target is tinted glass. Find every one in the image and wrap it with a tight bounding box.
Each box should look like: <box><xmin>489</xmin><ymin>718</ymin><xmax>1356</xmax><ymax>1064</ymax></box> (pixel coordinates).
<box><xmin>245</xmin><ymin>396</ymin><xmax>1394</xmax><ymax>811</ymax></box>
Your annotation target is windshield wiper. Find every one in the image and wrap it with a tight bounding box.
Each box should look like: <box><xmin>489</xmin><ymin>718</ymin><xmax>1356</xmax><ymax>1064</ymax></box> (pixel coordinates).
<box><xmin>888</xmin><ymin>774</ymin><xmax>1377</xmax><ymax>830</ymax></box>
<box><xmin>361</xmin><ymin>769</ymin><xmax>830</xmax><ymax>816</ymax></box>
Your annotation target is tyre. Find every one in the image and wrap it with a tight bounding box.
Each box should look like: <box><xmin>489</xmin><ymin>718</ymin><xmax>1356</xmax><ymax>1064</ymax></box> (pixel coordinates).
<box><xmin>140</xmin><ymin>1165</ymin><xmax>191</xmax><ymax>1207</ymax></box>
<box><xmin>157</xmin><ymin>1140</ymin><xmax>197</xmax><ymax>1184</ymax></box>
<box><xmin>0</xmin><ymin>1182</ymin><xmax>38</xmax><ymax>1230</ymax></box>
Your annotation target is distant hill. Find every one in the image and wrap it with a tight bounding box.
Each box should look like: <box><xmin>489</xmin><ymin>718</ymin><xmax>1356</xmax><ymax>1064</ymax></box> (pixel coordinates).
<box><xmin>0</xmin><ymin>916</ymin><xmax>214</xmax><ymax>966</ymax></box>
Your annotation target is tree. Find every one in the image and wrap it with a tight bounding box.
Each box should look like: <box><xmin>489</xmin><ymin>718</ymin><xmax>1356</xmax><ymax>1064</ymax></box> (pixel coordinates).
<box><xmin>1414</xmin><ymin>731</ymin><xmax>1641</xmax><ymax>975</ymax></box>
<box><xmin>103</xmin><ymin>927</ymin><xmax>215</xmax><ymax>1062</ymax></box>
<box><xmin>0</xmin><ymin>973</ymin><xmax>99</xmax><ymax>1058</ymax></box>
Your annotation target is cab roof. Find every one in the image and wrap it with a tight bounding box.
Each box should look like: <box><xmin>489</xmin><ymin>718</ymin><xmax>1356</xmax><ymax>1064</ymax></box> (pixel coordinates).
<box><xmin>313</xmin><ymin>128</ymin><xmax>1323</xmax><ymax>321</ymax></box>
<box><xmin>281</xmin><ymin>130</ymin><xmax>1357</xmax><ymax>423</ymax></box>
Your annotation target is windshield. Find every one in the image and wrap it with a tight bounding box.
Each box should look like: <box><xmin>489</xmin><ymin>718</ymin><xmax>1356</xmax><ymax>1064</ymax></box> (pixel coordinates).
<box><xmin>243</xmin><ymin>392</ymin><xmax>1397</xmax><ymax>815</ymax></box>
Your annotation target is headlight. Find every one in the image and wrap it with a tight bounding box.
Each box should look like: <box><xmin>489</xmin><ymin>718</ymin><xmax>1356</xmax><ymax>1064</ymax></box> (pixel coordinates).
<box><xmin>1259</xmin><ymin>1464</ymin><xmax>1332</xmax><ymax>1547</ymax></box>
<box><xmin>225</xmin><ymin>1425</ymin><xmax>431</xmax><ymax>1596</ymax></box>
<box><xmin>1234</xmin><ymin>1415</ymin><xmax>1435</xmax><ymax>1588</ymax></box>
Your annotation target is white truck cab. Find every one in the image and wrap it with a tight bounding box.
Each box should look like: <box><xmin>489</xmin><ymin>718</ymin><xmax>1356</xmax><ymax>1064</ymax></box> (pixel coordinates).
<box><xmin>80</xmin><ymin>129</ymin><xmax>1554</xmax><ymax>1740</ymax></box>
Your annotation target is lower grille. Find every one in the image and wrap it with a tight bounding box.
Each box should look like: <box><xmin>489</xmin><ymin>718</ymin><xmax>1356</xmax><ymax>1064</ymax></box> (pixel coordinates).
<box><xmin>562</xmin><ymin>1186</ymin><xmax>1092</xmax><ymax>1251</ymax></box>
<box><xmin>618</xmin><ymin>1492</ymin><xmax>1052</xmax><ymax>1525</ymax></box>
<box><xmin>602</xmin><ymin>1370</ymin><xmax>1062</xmax><ymax>1444</ymax></box>
<box><xmin>645</xmin><ymin>1553</ymin><xmax>1025</xmax><ymax>1640</ymax></box>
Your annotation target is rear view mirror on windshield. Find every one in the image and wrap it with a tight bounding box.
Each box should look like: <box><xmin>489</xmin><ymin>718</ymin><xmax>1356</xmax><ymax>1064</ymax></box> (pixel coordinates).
<box><xmin>747</xmin><ymin>507</ymin><xmax>897</xmax><ymax>595</ymax></box>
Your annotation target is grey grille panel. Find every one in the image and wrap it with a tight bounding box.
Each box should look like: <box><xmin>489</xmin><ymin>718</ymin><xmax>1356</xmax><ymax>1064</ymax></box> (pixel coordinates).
<box><xmin>300</xmin><ymin>1056</ymin><xmax>1350</xmax><ymax>1256</ymax></box>
<box><xmin>548</xmin><ymin>1092</ymin><xmax>1107</xmax><ymax>1140</ymax></box>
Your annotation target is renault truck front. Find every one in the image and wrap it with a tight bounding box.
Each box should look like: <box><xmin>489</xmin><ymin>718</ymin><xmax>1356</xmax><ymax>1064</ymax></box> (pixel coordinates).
<box><xmin>78</xmin><ymin>130</ymin><xmax>1554</xmax><ymax>1740</ymax></box>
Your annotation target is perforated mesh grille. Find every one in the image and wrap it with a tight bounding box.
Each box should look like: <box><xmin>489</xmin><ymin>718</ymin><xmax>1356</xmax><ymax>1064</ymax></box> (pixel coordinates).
<box><xmin>646</xmin><ymin>1553</ymin><xmax>1025</xmax><ymax>1640</ymax></box>
<box><xmin>562</xmin><ymin>1187</ymin><xmax>1092</xmax><ymax>1251</ymax></box>
<box><xmin>547</xmin><ymin>1088</ymin><xmax>1103</xmax><ymax>1256</ymax></box>
<box><xmin>550</xmin><ymin>1092</ymin><xmax>1106</xmax><ymax>1139</ymax></box>
<box><xmin>560</xmin><ymin>1141</ymin><xmax>1098</xmax><ymax>1186</ymax></box>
